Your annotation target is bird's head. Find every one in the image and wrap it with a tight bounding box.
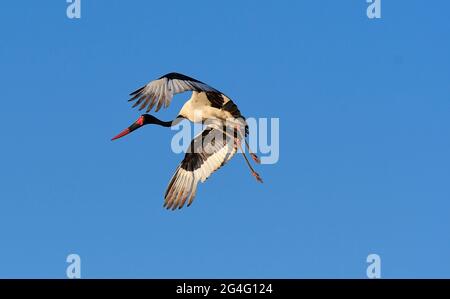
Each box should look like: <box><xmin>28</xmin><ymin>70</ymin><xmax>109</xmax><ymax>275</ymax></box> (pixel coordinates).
<box><xmin>111</xmin><ymin>114</ymin><xmax>159</xmax><ymax>141</ymax></box>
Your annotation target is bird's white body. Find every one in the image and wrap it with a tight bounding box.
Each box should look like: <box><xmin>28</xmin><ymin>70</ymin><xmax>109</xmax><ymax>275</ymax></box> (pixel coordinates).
<box><xmin>179</xmin><ymin>91</ymin><xmax>235</xmax><ymax>123</ymax></box>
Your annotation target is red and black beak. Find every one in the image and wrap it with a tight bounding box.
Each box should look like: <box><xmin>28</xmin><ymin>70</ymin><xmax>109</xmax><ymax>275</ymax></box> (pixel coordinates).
<box><xmin>111</xmin><ymin>116</ymin><xmax>145</xmax><ymax>141</ymax></box>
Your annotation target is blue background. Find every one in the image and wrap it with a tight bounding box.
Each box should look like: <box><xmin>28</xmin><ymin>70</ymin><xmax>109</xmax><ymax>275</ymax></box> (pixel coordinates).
<box><xmin>0</xmin><ymin>1</ymin><xmax>449</xmax><ymax>278</ymax></box>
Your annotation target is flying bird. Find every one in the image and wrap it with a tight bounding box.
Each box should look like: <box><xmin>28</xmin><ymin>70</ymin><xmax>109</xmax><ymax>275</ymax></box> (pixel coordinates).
<box><xmin>112</xmin><ymin>72</ymin><xmax>262</xmax><ymax>210</ymax></box>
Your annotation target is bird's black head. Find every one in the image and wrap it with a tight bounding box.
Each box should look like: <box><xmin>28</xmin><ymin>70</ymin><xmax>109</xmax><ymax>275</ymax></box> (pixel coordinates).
<box><xmin>140</xmin><ymin>114</ymin><xmax>161</xmax><ymax>125</ymax></box>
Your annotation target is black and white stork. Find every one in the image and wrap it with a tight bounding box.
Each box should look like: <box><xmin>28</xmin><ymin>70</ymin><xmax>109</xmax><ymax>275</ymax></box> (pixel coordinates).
<box><xmin>112</xmin><ymin>72</ymin><xmax>262</xmax><ymax>210</ymax></box>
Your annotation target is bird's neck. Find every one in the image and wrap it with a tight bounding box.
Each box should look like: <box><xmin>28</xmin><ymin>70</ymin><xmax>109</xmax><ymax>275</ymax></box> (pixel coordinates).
<box><xmin>153</xmin><ymin>116</ymin><xmax>184</xmax><ymax>127</ymax></box>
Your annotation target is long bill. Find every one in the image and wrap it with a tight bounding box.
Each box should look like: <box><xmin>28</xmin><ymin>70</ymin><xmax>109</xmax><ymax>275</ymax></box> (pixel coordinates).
<box><xmin>111</xmin><ymin>116</ymin><xmax>145</xmax><ymax>141</ymax></box>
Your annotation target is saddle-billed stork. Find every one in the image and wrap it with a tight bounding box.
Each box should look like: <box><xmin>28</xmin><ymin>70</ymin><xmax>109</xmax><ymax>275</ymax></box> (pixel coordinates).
<box><xmin>112</xmin><ymin>72</ymin><xmax>262</xmax><ymax>210</ymax></box>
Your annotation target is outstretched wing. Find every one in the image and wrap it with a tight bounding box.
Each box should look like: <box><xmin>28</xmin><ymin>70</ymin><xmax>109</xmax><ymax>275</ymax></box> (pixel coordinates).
<box><xmin>164</xmin><ymin>125</ymin><xmax>237</xmax><ymax>210</ymax></box>
<box><xmin>128</xmin><ymin>72</ymin><xmax>219</xmax><ymax>113</ymax></box>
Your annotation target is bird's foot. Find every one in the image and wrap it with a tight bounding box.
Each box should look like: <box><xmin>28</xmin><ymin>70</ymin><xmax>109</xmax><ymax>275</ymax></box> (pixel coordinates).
<box><xmin>252</xmin><ymin>171</ymin><xmax>263</xmax><ymax>183</ymax></box>
<box><xmin>250</xmin><ymin>153</ymin><xmax>261</xmax><ymax>164</ymax></box>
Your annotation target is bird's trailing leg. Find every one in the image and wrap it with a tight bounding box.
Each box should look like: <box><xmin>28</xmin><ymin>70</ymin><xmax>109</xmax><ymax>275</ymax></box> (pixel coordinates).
<box><xmin>234</xmin><ymin>124</ymin><xmax>260</xmax><ymax>164</ymax></box>
<box><xmin>244</xmin><ymin>139</ymin><xmax>261</xmax><ymax>164</ymax></box>
<box><xmin>222</xmin><ymin>124</ymin><xmax>263</xmax><ymax>183</ymax></box>
<box><xmin>233</xmin><ymin>135</ymin><xmax>263</xmax><ymax>183</ymax></box>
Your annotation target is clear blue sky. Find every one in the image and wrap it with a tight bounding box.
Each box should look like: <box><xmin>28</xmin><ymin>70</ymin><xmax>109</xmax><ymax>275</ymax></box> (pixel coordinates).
<box><xmin>0</xmin><ymin>1</ymin><xmax>449</xmax><ymax>278</ymax></box>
